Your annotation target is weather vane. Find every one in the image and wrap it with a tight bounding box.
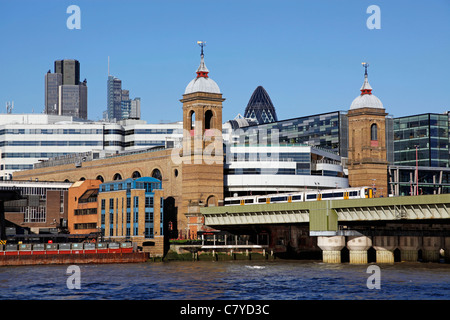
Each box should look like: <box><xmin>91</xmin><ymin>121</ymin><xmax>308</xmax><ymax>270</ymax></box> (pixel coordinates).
<box><xmin>362</xmin><ymin>62</ymin><xmax>369</xmax><ymax>75</ymax></box>
<box><xmin>197</xmin><ymin>41</ymin><xmax>206</xmax><ymax>56</ymax></box>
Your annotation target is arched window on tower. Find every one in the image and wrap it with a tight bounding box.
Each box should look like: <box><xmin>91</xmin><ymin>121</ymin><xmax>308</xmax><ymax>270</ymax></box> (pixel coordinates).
<box><xmin>205</xmin><ymin>110</ymin><xmax>213</xmax><ymax>130</ymax></box>
<box><xmin>371</xmin><ymin>123</ymin><xmax>378</xmax><ymax>141</ymax></box>
<box><xmin>190</xmin><ymin>111</ymin><xmax>195</xmax><ymax>130</ymax></box>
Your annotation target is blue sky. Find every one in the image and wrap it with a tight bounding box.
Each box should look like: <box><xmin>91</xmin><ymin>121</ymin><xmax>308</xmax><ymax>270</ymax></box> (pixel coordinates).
<box><xmin>0</xmin><ymin>0</ymin><xmax>449</xmax><ymax>123</ymax></box>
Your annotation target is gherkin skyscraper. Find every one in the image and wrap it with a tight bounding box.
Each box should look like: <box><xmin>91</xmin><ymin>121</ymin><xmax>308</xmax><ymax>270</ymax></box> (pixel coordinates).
<box><xmin>244</xmin><ymin>86</ymin><xmax>278</xmax><ymax>124</ymax></box>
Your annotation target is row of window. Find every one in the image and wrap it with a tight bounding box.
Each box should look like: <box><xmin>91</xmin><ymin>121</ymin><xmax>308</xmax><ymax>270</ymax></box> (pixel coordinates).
<box><xmin>101</xmin><ymin>196</ymin><xmax>161</xmax><ymax>209</ymax></box>
<box><xmin>100</xmin><ymin>182</ymin><xmax>160</xmax><ymax>193</ymax></box>
<box><xmin>1</xmin><ymin>152</ymin><xmax>69</xmax><ymax>159</ymax></box>
<box><xmin>105</xmin><ymin>227</ymin><xmax>155</xmax><ymax>238</ymax></box>
<box><xmin>226</xmin><ymin>152</ymin><xmax>311</xmax><ymax>162</ymax></box>
<box><xmin>103</xmin><ymin>128</ymin><xmax>180</xmax><ymax>136</ymax></box>
<box><xmin>0</xmin><ymin>141</ymin><xmax>102</xmax><ymax>147</ymax></box>
<box><xmin>0</xmin><ymin>128</ymin><xmax>103</xmax><ymax>135</ymax></box>
<box><xmin>125</xmin><ymin>141</ymin><xmax>167</xmax><ymax>147</ymax></box>
<box><xmin>126</xmin><ymin>129</ymin><xmax>180</xmax><ymax>135</ymax></box>
<box><xmin>74</xmin><ymin>223</ymin><xmax>97</xmax><ymax>230</ymax></box>
<box><xmin>225</xmin><ymin>168</ymin><xmax>296</xmax><ymax>175</ymax></box>
<box><xmin>1</xmin><ymin>164</ymin><xmax>34</xmax><ymax>170</ymax></box>
<box><xmin>74</xmin><ymin>208</ymin><xmax>97</xmax><ymax>215</ymax></box>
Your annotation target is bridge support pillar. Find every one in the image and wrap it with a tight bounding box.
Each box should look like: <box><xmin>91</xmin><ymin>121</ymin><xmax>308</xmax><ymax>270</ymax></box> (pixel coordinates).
<box><xmin>398</xmin><ymin>236</ymin><xmax>420</xmax><ymax>262</ymax></box>
<box><xmin>373</xmin><ymin>236</ymin><xmax>397</xmax><ymax>264</ymax></box>
<box><xmin>317</xmin><ymin>236</ymin><xmax>345</xmax><ymax>263</ymax></box>
<box><xmin>347</xmin><ymin>236</ymin><xmax>372</xmax><ymax>264</ymax></box>
<box><xmin>444</xmin><ymin>237</ymin><xmax>450</xmax><ymax>263</ymax></box>
<box><xmin>422</xmin><ymin>236</ymin><xmax>442</xmax><ymax>262</ymax></box>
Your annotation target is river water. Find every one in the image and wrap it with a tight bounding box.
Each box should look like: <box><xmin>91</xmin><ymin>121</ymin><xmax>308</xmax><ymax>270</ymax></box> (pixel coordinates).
<box><xmin>0</xmin><ymin>260</ymin><xmax>449</xmax><ymax>301</ymax></box>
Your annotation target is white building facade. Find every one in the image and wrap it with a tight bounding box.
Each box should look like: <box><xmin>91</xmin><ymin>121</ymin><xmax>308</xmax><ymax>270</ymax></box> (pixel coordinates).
<box><xmin>0</xmin><ymin>114</ymin><xmax>182</xmax><ymax>180</ymax></box>
<box><xmin>224</xmin><ymin>144</ymin><xmax>348</xmax><ymax>196</ymax></box>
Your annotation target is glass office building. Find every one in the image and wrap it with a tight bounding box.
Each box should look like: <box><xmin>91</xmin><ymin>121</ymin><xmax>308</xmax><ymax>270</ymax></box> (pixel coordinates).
<box><xmin>58</xmin><ymin>84</ymin><xmax>88</xmax><ymax>120</ymax></box>
<box><xmin>45</xmin><ymin>72</ymin><xmax>62</xmax><ymax>115</ymax></box>
<box><xmin>228</xmin><ymin>111</ymin><xmax>349</xmax><ymax>157</ymax></box>
<box><xmin>393</xmin><ymin>113</ymin><xmax>449</xmax><ymax>167</ymax></box>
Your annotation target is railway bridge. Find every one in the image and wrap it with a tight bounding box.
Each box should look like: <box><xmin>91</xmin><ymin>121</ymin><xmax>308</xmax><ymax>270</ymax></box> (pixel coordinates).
<box><xmin>200</xmin><ymin>194</ymin><xmax>450</xmax><ymax>263</ymax></box>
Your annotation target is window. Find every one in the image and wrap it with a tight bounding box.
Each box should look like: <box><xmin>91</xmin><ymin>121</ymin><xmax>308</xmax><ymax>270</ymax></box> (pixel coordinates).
<box><xmin>190</xmin><ymin>111</ymin><xmax>195</xmax><ymax>130</ymax></box>
<box><xmin>145</xmin><ymin>197</ymin><xmax>154</xmax><ymax>208</ymax></box>
<box><xmin>151</xmin><ymin>169</ymin><xmax>162</xmax><ymax>181</ymax></box>
<box><xmin>205</xmin><ymin>110</ymin><xmax>213</xmax><ymax>130</ymax></box>
<box><xmin>371</xmin><ymin>123</ymin><xmax>378</xmax><ymax>141</ymax></box>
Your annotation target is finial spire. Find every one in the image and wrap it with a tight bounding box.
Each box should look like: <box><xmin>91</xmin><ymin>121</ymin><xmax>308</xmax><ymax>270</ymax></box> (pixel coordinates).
<box><xmin>197</xmin><ymin>41</ymin><xmax>206</xmax><ymax>56</ymax></box>
<box><xmin>360</xmin><ymin>62</ymin><xmax>372</xmax><ymax>95</ymax></box>
<box><xmin>196</xmin><ymin>41</ymin><xmax>209</xmax><ymax>78</ymax></box>
<box><xmin>362</xmin><ymin>62</ymin><xmax>369</xmax><ymax>76</ymax></box>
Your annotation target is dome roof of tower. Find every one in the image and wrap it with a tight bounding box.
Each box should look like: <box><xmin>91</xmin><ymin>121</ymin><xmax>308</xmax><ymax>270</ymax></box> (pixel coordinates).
<box><xmin>350</xmin><ymin>94</ymin><xmax>383</xmax><ymax>110</ymax></box>
<box><xmin>184</xmin><ymin>54</ymin><xmax>221</xmax><ymax>95</ymax></box>
<box><xmin>184</xmin><ymin>77</ymin><xmax>221</xmax><ymax>95</ymax></box>
<box><xmin>349</xmin><ymin>71</ymin><xmax>384</xmax><ymax>110</ymax></box>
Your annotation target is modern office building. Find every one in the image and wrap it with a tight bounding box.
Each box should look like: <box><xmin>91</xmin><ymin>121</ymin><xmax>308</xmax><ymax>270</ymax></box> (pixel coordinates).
<box><xmin>224</xmin><ymin>144</ymin><xmax>348</xmax><ymax>197</ymax></box>
<box><xmin>388</xmin><ymin>112</ymin><xmax>450</xmax><ymax>196</ymax></box>
<box><xmin>98</xmin><ymin>177</ymin><xmax>164</xmax><ymax>253</ymax></box>
<box><xmin>107</xmin><ymin>75</ymin><xmax>140</xmax><ymax>122</ymax></box>
<box><xmin>55</xmin><ymin>59</ymin><xmax>80</xmax><ymax>85</ymax></box>
<box><xmin>226</xmin><ymin>110</ymin><xmax>349</xmax><ymax>157</ymax></box>
<box><xmin>58</xmin><ymin>82</ymin><xmax>88</xmax><ymax>119</ymax></box>
<box><xmin>107</xmin><ymin>75</ymin><xmax>123</xmax><ymax>121</ymax></box>
<box><xmin>393</xmin><ymin>113</ymin><xmax>449</xmax><ymax>168</ymax></box>
<box><xmin>388</xmin><ymin>165</ymin><xmax>450</xmax><ymax>196</ymax></box>
<box><xmin>121</xmin><ymin>89</ymin><xmax>131</xmax><ymax>120</ymax></box>
<box><xmin>130</xmin><ymin>97</ymin><xmax>141</xmax><ymax>119</ymax></box>
<box><xmin>244</xmin><ymin>86</ymin><xmax>278</xmax><ymax>124</ymax></box>
<box><xmin>45</xmin><ymin>59</ymin><xmax>88</xmax><ymax>119</ymax></box>
<box><xmin>44</xmin><ymin>71</ymin><xmax>62</xmax><ymax>115</ymax></box>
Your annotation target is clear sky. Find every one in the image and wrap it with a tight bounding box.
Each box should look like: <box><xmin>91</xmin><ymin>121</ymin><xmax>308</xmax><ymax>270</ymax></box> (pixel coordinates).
<box><xmin>0</xmin><ymin>0</ymin><xmax>449</xmax><ymax>123</ymax></box>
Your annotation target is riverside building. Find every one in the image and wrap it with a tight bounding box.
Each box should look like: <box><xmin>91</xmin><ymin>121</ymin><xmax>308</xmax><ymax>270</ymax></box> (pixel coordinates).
<box><xmin>98</xmin><ymin>177</ymin><xmax>164</xmax><ymax>254</ymax></box>
<box><xmin>0</xmin><ymin>180</ymin><xmax>72</xmax><ymax>234</ymax></box>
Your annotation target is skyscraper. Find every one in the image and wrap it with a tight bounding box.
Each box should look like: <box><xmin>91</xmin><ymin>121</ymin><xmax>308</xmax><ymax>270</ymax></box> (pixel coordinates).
<box><xmin>45</xmin><ymin>59</ymin><xmax>87</xmax><ymax>119</ymax></box>
<box><xmin>45</xmin><ymin>71</ymin><xmax>62</xmax><ymax>115</ymax></box>
<box><xmin>54</xmin><ymin>59</ymin><xmax>80</xmax><ymax>85</ymax></box>
<box><xmin>58</xmin><ymin>82</ymin><xmax>88</xmax><ymax>119</ymax></box>
<box><xmin>244</xmin><ymin>86</ymin><xmax>278</xmax><ymax>124</ymax></box>
<box><xmin>107</xmin><ymin>75</ymin><xmax>123</xmax><ymax>121</ymax></box>
<box><xmin>106</xmin><ymin>76</ymin><xmax>140</xmax><ymax>121</ymax></box>
<box><xmin>130</xmin><ymin>97</ymin><xmax>141</xmax><ymax>119</ymax></box>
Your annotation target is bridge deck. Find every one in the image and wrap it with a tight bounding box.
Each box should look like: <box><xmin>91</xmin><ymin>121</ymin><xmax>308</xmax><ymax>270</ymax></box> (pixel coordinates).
<box><xmin>201</xmin><ymin>194</ymin><xmax>450</xmax><ymax>230</ymax></box>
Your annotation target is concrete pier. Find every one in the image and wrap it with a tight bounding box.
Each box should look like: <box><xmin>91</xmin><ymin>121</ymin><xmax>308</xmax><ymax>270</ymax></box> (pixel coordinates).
<box><xmin>445</xmin><ymin>237</ymin><xmax>450</xmax><ymax>263</ymax></box>
<box><xmin>347</xmin><ymin>236</ymin><xmax>372</xmax><ymax>264</ymax></box>
<box><xmin>398</xmin><ymin>236</ymin><xmax>420</xmax><ymax>262</ymax></box>
<box><xmin>317</xmin><ymin>236</ymin><xmax>345</xmax><ymax>263</ymax></box>
<box><xmin>373</xmin><ymin>236</ymin><xmax>397</xmax><ymax>264</ymax></box>
<box><xmin>422</xmin><ymin>236</ymin><xmax>442</xmax><ymax>262</ymax></box>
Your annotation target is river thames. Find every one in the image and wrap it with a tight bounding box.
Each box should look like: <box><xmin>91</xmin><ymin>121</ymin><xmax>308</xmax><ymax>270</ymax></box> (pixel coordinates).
<box><xmin>0</xmin><ymin>260</ymin><xmax>449</xmax><ymax>301</ymax></box>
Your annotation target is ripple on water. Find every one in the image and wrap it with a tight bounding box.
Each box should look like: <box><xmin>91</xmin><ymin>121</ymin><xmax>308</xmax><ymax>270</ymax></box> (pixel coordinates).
<box><xmin>0</xmin><ymin>260</ymin><xmax>449</xmax><ymax>300</ymax></box>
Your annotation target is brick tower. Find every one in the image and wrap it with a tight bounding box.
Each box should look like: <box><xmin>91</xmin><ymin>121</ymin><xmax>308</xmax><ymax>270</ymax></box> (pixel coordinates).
<box><xmin>347</xmin><ymin>63</ymin><xmax>388</xmax><ymax>197</ymax></box>
<box><xmin>180</xmin><ymin>42</ymin><xmax>225</xmax><ymax>238</ymax></box>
